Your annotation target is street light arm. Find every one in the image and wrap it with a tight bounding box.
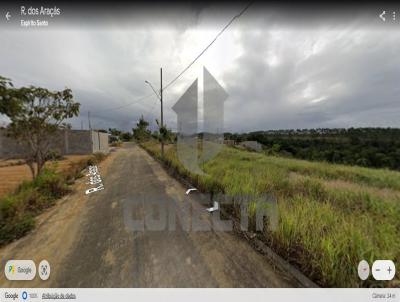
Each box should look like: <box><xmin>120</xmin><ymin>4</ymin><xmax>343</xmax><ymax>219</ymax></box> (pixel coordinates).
<box><xmin>145</xmin><ymin>80</ymin><xmax>161</xmax><ymax>100</ymax></box>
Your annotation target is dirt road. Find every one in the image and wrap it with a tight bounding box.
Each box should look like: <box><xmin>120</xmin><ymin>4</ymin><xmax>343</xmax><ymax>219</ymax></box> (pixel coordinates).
<box><xmin>0</xmin><ymin>143</ymin><xmax>296</xmax><ymax>287</ymax></box>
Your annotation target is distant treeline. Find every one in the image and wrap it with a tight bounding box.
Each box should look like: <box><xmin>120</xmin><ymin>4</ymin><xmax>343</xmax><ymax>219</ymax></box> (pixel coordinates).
<box><xmin>224</xmin><ymin>128</ymin><xmax>400</xmax><ymax>170</ymax></box>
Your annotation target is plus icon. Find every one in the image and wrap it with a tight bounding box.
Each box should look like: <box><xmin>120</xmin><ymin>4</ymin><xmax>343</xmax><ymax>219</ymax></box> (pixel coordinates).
<box><xmin>387</xmin><ymin>266</ymin><xmax>392</xmax><ymax>274</ymax></box>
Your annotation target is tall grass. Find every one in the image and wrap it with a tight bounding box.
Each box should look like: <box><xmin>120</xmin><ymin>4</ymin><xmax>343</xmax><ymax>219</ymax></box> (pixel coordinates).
<box><xmin>141</xmin><ymin>140</ymin><xmax>400</xmax><ymax>288</ymax></box>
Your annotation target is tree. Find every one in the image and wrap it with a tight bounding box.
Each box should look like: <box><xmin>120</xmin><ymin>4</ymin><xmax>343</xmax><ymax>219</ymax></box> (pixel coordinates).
<box><xmin>121</xmin><ymin>132</ymin><xmax>133</xmax><ymax>141</ymax></box>
<box><xmin>108</xmin><ymin>128</ymin><xmax>122</xmax><ymax>138</ymax></box>
<box><xmin>0</xmin><ymin>76</ymin><xmax>80</xmax><ymax>179</ymax></box>
<box><xmin>132</xmin><ymin>115</ymin><xmax>151</xmax><ymax>141</ymax></box>
<box><xmin>155</xmin><ymin>119</ymin><xmax>174</xmax><ymax>144</ymax></box>
<box><xmin>271</xmin><ymin>143</ymin><xmax>281</xmax><ymax>154</ymax></box>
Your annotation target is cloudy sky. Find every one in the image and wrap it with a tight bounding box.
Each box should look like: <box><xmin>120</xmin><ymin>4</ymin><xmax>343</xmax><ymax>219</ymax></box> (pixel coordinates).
<box><xmin>1</xmin><ymin>3</ymin><xmax>399</xmax><ymax>132</ymax></box>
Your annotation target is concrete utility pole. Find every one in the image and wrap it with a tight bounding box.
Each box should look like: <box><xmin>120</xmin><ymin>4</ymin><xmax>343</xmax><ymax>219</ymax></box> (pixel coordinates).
<box><xmin>145</xmin><ymin>68</ymin><xmax>164</xmax><ymax>158</ymax></box>
<box><xmin>88</xmin><ymin>111</ymin><xmax>92</xmax><ymax>130</ymax></box>
<box><xmin>160</xmin><ymin>68</ymin><xmax>164</xmax><ymax>158</ymax></box>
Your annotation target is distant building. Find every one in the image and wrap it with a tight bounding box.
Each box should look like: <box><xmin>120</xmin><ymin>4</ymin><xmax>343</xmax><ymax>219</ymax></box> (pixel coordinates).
<box><xmin>239</xmin><ymin>141</ymin><xmax>263</xmax><ymax>152</ymax></box>
<box><xmin>0</xmin><ymin>129</ymin><xmax>109</xmax><ymax>159</ymax></box>
<box><xmin>223</xmin><ymin>139</ymin><xmax>235</xmax><ymax>146</ymax></box>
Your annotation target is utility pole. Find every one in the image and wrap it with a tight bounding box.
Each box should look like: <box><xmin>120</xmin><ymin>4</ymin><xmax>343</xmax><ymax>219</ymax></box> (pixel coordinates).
<box><xmin>145</xmin><ymin>69</ymin><xmax>164</xmax><ymax>158</ymax></box>
<box><xmin>88</xmin><ymin>111</ymin><xmax>92</xmax><ymax>131</ymax></box>
<box><xmin>81</xmin><ymin>120</ymin><xmax>83</xmax><ymax>130</ymax></box>
<box><xmin>160</xmin><ymin>68</ymin><xmax>164</xmax><ymax>158</ymax></box>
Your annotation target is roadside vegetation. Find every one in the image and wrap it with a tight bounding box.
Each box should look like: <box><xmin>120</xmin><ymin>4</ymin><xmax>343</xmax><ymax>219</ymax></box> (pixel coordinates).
<box><xmin>226</xmin><ymin>128</ymin><xmax>400</xmax><ymax>170</ymax></box>
<box><xmin>110</xmin><ymin>141</ymin><xmax>123</xmax><ymax>147</ymax></box>
<box><xmin>0</xmin><ymin>152</ymin><xmax>107</xmax><ymax>246</ymax></box>
<box><xmin>0</xmin><ymin>76</ymin><xmax>80</xmax><ymax>180</ymax></box>
<box><xmin>141</xmin><ymin>139</ymin><xmax>400</xmax><ymax>288</ymax></box>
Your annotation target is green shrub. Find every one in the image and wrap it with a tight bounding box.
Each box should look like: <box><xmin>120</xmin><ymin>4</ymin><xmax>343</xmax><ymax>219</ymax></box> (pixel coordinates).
<box><xmin>110</xmin><ymin>141</ymin><xmax>122</xmax><ymax>147</ymax></box>
<box><xmin>0</xmin><ymin>151</ymin><xmax>109</xmax><ymax>246</ymax></box>
<box><xmin>0</xmin><ymin>214</ymin><xmax>34</xmax><ymax>245</ymax></box>
<box><xmin>86</xmin><ymin>152</ymin><xmax>107</xmax><ymax>166</ymax></box>
<box><xmin>65</xmin><ymin>161</ymin><xmax>85</xmax><ymax>182</ymax></box>
<box><xmin>33</xmin><ymin>169</ymin><xmax>69</xmax><ymax>199</ymax></box>
<box><xmin>0</xmin><ymin>189</ymin><xmax>41</xmax><ymax>245</ymax></box>
<box><xmin>93</xmin><ymin>152</ymin><xmax>107</xmax><ymax>163</ymax></box>
<box><xmin>45</xmin><ymin>149</ymin><xmax>64</xmax><ymax>161</ymax></box>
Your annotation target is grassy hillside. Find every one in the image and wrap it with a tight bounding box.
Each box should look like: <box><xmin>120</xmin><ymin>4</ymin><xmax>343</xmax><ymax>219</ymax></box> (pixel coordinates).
<box><xmin>142</xmin><ymin>140</ymin><xmax>400</xmax><ymax>288</ymax></box>
<box><xmin>226</xmin><ymin>128</ymin><xmax>400</xmax><ymax>170</ymax></box>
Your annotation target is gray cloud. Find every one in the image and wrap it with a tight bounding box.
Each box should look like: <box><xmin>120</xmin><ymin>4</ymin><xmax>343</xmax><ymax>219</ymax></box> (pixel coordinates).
<box><xmin>0</xmin><ymin>8</ymin><xmax>399</xmax><ymax>133</ymax></box>
<box><xmin>222</xmin><ymin>26</ymin><xmax>400</xmax><ymax>132</ymax></box>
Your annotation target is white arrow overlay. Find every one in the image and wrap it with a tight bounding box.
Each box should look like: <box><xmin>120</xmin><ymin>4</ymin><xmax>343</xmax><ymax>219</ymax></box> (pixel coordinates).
<box><xmin>200</xmin><ymin>67</ymin><xmax>229</xmax><ymax>164</ymax></box>
<box><xmin>172</xmin><ymin>79</ymin><xmax>203</xmax><ymax>175</ymax></box>
<box><xmin>206</xmin><ymin>201</ymin><xmax>219</xmax><ymax>213</ymax></box>
<box><xmin>379</xmin><ymin>11</ymin><xmax>386</xmax><ymax>22</ymax></box>
<box><xmin>185</xmin><ymin>188</ymin><xmax>198</xmax><ymax>195</ymax></box>
<box><xmin>172</xmin><ymin>67</ymin><xmax>228</xmax><ymax>175</ymax></box>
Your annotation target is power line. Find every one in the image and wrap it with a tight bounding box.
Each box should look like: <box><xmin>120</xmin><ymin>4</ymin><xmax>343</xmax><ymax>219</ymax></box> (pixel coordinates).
<box><xmin>144</xmin><ymin>97</ymin><xmax>159</xmax><ymax>118</ymax></box>
<box><xmin>92</xmin><ymin>92</ymin><xmax>155</xmax><ymax>113</ymax></box>
<box><xmin>86</xmin><ymin>95</ymin><xmax>158</xmax><ymax>127</ymax></box>
<box><xmin>89</xmin><ymin>1</ymin><xmax>253</xmax><ymax>115</ymax></box>
<box><xmin>163</xmin><ymin>1</ymin><xmax>254</xmax><ymax>91</ymax></box>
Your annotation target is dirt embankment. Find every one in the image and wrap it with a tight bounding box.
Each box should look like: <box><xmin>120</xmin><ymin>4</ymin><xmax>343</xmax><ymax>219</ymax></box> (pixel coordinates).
<box><xmin>0</xmin><ymin>150</ymin><xmax>119</xmax><ymax>288</ymax></box>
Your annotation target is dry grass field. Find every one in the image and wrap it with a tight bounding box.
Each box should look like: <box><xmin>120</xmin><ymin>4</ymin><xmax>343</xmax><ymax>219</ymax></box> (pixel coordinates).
<box><xmin>0</xmin><ymin>155</ymin><xmax>91</xmax><ymax>198</ymax></box>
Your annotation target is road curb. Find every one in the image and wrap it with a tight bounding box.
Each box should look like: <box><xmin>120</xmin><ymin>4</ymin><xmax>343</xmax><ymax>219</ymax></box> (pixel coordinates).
<box><xmin>220</xmin><ymin>208</ymin><xmax>320</xmax><ymax>288</ymax></box>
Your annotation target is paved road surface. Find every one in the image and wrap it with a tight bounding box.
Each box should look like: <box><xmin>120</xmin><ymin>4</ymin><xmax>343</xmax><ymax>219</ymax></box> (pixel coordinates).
<box><xmin>0</xmin><ymin>143</ymin><xmax>296</xmax><ymax>287</ymax></box>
